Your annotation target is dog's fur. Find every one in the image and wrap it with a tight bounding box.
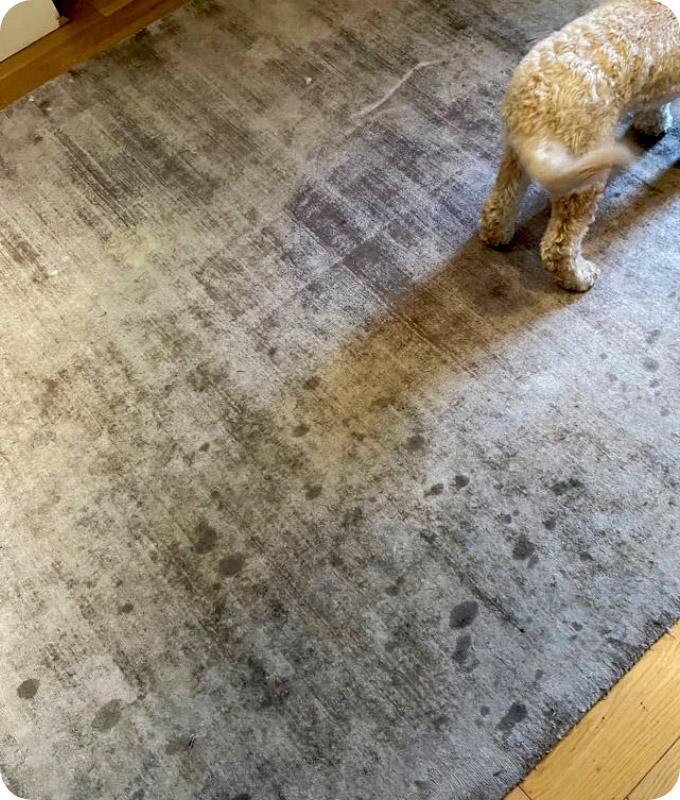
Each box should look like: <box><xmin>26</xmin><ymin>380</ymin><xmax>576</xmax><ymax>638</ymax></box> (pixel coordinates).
<box><xmin>479</xmin><ymin>0</ymin><xmax>680</xmax><ymax>291</ymax></box>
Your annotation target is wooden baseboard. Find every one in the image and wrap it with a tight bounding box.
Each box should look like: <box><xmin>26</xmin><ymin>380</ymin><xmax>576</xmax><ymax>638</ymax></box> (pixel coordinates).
<box><xmin>0</xmin><ymin>0</ymin><xmax>186</xmax><ymax>109</ymax></box>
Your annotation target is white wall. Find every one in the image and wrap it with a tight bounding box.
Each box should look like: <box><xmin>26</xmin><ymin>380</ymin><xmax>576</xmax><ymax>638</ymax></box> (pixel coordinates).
<box><xmin>0</xmin><ymin>0</ymin><xmax>60</xmax><ymax>62</ymax></box>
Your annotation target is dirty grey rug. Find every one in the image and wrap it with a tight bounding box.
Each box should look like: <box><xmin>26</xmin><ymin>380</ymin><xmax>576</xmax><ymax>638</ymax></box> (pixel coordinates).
<box><xmin>1</xmin><ymin>1</ymin><xmax>679</xmax><ymax>798</ymax></box>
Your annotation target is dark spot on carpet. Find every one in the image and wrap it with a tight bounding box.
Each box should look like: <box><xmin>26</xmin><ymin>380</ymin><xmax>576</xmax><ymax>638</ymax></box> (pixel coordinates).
<box><xmin>425</xmin><ymin>482</ymin><xmax>444</xmax><ymax>497</ymax></box>
<box><xmin>454</xmin><ymin>474</ymin><xmax>470</xmax><ymax>489</ymax></box>
<box><xmin>406</xmin><ymin>434</ymin><xmax>426</xmax><ymax>452</ymax></box>
<box><xmin>305</xmin><ymin>484</ymin><xmax>323</xmax><ymax>499</ymax></box>
<box><xmin>450</xmin><ymin>600</ymin><xmax>479</xmax><ymax>629</ymax></box>
<box><xmin>498</xmin><ymin>702</ymin><xmax>527</xmax><ymax>734</ymax></box>
<box><xmin>433</xmin><ymin>714</ymin><xmax>451</xmax><ymax>731</ymax></box>
<box><xmin>551</xmin><ymin>477</ymin><xmax>584</xmax><ymax>495</ymax></box>
<box><xmin>17</xmin><ymin>678</ymin><xmax>39</xmax><ymax>699</ymax></box>
<box><xmin>513</xmin><ymin>535</ymin><xmax>536</xmax><ymax>561</ymax></box>
<box><xmin>92</xmin><ymin>699</ymin><xmax>122</xmax><ymax>732</ymax></box>
<box><xmin>304</xmin><ymin>375</ymin><xmax>320</xmax><ymax>390</ymax></box>
<box><xmin>198</xmin><ymin>442</ymin><xmax>210</xmax><ymax>452</ymax></box>
<box><xmin>512</xmin><ymin>534</ymin><xmax>536</xmax><ymax>561</ymax></box>
<box><xmin>247</xmin><ymin>657</ymin><xmax>289</xmax><ymax>708</ymax></box>
<box><xmin>292</xmin><ymin>423</ymin><xmax>310</xmax><ymax>437</ymax></box>
<box><xmin>342</xmin><ymin>506</ymin><xmax>363</xmax><ymax>527</ymax></box>
<box><xmin>453</xmin><ymin>633</ymin><xmax>472</xmax><ymax>664</ymax></box>
<box><xmin>218</xmin><ymin>554</ymin><xmax>246</xmax><ymax>576</ymax></box>
<box><xmin>543</xmin><ymin>516</ymin><xmax>557</xmax><ymax>530</ymax></box>
<box><xmin>646</xmin><ymin>329</ymin><xmax>661</xmax><ymax>345</ymax></box>
<box><xmin>385</xmin><ymin>577</ymin><xmax>404</xmax><ymax>596</ymax></box>
<box><xmin>193</xmin><ymin>519</ymin><xmax>218</xmax><ymax>553</ymax></box>
<box><xmin>371</xmin><ymin>396</ymin><xmax>391</xmax><ymax>410</ymax></box>
<box><xmin>165</xmin><ymin>736</ymin><xmax>188</xmax><ymax>755</ymax></box>
<box><xmin>643</xmin><ymin>357</ymin><xmax>659</xmax><ymax>372</ymax></box>
<box><xmin>480</xmin><ymin>705</ymin><xmax>490</xmax><ymax>717</ymax></box>
<box><xmin>119</xmin><ymin>602</ymin><xmax>134</xmax><ymax>614</ymax></box>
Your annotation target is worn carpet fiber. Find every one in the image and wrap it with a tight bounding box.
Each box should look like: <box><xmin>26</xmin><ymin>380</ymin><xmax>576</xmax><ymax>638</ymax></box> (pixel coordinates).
<box><xmin>1</xmin><ymin>0</ymin><xmax>679</xmax><ymax>798</ymax></box>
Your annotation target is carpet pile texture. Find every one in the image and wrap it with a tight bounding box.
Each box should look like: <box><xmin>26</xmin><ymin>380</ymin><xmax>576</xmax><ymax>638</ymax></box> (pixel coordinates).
<box><xmin>1</xmin><ymin>1</ymin><xmax>679</xmax><ymax>798</ymax></box>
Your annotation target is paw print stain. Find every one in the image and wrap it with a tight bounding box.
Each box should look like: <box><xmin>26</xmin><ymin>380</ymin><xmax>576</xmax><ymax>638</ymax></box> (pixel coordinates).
<box><xmin>498</xmin><ymin>702</ymin><xmax>528</xmax><ymax>734</ymax></box>
<box><xmin>17</xmin><ymin>678</ymin><xmax>39</xmax><ymax>699</ymax></box>
<box><xmin>454</xmin><ymin>474</ymin><xmax>470</xmax><ymax>489</ymax></box>
<box><xmin>192</xmin><ymin>519</ymin><xmax>218</xmax><ymax>554</ymax></box>
<box><xmin>512</xmin><ymin>535</ymin><xmax>536</xmax><ymax>561</ymax></box>
<box><xmin>551</xmin><ymin>477</ymin><xmax>584</xmax><ymax>496</ymax></box>
<box><xmin>406</xmin><ymin>434</ymin><xmax>426</xmax><ymax>452</ymax></box>
<box><xmin>218</xmin><ymin>553</ymin><xmax>246</xmax><ymax>577</ymax></box>
<box><xmin>433</xmin><ymin>714</ymin><xmax>451</xmax><ymax>731</ymax></box>
<box><xmin>450</xmin><ymin>600</ymin><xmax>479</xmax><ymax>629</ymax></box>
<box><xmin>292</xmin><ymin>423</ymin><xmax>310</xmax><ymax>437</ymax></box>
<box><xmin>385</xmin><ymin>577</ymin><xmax>404</xmax><ymax>596</ymax></box>
<box><xmin>452</xmin><ymin>633</ymin><xmax>472</xmax><ymax>664</ymax></box>
<box><xmin>92</xmin><ymin>699</ymin><xmax>122</xmax><ymax>732</ymax></box>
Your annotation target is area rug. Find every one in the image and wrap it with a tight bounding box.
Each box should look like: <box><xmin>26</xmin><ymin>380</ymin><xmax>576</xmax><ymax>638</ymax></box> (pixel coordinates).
<box><xmin>1</xmin><ymin>0</ymin><xmax>679</xmax><ymax>798</ymax></box>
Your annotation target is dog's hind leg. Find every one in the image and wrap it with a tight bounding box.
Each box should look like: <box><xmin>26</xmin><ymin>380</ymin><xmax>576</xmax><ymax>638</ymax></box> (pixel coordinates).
<box><xmin>632</xmin><ymin>104</ymin><xmax>674</xmax><ymax>137</ymax></box>
<box><xmin>540</xmin><ymin>181</ymin><xmax>606</xmax><ymax>292</ymax></box>
<box><xmin>479</xmin><ymin>145</ymin><xmax>529</xmax><ymax>247</ymax></box>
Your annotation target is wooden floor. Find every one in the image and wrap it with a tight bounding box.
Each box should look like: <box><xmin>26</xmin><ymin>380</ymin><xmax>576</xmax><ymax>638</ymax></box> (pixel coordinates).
<box><xmin>510</xmin><ymin>623</ymin><xmax>680</xmax><ymax>800</ymax></box>
<box><xmin>2</xmin><ymin>4</ymin><xmax>679</xmax><ymax>799</ymax></box>
<box><xmin>0</xmin><ymin>0</ymin><xmax>185</xmax><ymax>109</ymax></box>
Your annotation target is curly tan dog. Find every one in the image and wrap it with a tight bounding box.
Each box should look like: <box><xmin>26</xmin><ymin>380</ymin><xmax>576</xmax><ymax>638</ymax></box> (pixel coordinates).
<box><xmin>479</xmin><ymin>0</ymin><xmax>680</xmax><ymax>291</ymax></box>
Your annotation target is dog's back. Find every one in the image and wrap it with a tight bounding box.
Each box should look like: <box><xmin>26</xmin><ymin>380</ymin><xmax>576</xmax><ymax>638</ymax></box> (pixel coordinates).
<box><xmin>503</xmin><ymin>0</ymin><xmax>680</xmax><ymax>196</ymax></box>
<box><xmin>479</xmin><ymin>0</ymin><xmax>680</xmax><ymax>290</ymax></box>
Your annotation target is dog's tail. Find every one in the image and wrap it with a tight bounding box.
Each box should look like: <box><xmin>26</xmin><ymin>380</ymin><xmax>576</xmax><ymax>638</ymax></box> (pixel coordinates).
<box><xmin>515</xmin><ymin>138</ymin><xmax>633</xmax><ymax>198</ymax></box>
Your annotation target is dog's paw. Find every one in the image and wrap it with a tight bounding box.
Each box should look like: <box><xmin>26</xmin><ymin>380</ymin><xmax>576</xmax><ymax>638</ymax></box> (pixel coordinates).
<box><xmin>552</xmin><ymin>258</ymin><xmax>599</xmax><ymax>292</ymax></box>
<box><xmin>632</xmin><ymin>106</ymin><xmax>674</xmax><ymax>139</ymax></box>
<box><xmin>478</xmin><ymin>216</ymin><xmax>515</xmax><ymax>248</ymax></box>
